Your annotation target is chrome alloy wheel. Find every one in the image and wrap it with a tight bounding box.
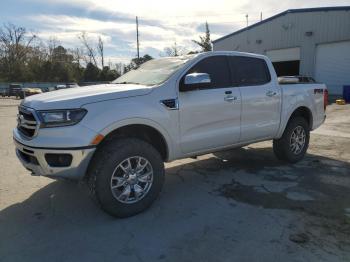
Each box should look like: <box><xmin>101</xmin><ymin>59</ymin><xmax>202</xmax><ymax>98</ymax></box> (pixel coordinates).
<box><xmin>110</xmin><ymin>156</ymin><xmax>153</xmax><ymax>204</ymax></box>
<box><xmin>290</xmin><ymin>126</ymin><xmax>306</xmax><ymax>155</ymax></box>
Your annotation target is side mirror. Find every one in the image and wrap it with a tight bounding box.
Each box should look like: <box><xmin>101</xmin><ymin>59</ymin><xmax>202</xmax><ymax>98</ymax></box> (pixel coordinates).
<box><xmin>180</xmin><ymin>73</ymin><xmax>211</xmax><ymax>91</ymax></box>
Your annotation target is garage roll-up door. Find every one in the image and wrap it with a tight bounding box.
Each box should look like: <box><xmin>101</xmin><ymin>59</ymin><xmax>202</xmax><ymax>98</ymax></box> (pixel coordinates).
<box><xmin>315</xmin><ymin>41</ymin><xmax>350</xmax><ymax>95</ymax></box>
<box><xmin>265</xmin><ymin>47</ymin><xmax>300</xmax><ymax>62</ymax></box>
<box><xmin>266</xmin><ymin>47</ymin><xmax>300</xmax><ymax>76</ymax></box>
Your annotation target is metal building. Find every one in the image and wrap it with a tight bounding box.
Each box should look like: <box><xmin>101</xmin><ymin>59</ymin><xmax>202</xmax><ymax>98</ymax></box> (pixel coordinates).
<box><xmin>213</xmin><ymin>6</ymin><xmax>350</xmax><ymax>94</ymax></box>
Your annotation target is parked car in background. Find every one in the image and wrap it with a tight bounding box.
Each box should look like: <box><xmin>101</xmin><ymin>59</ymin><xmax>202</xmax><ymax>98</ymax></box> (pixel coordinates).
<box><xmin>2</xmin><ymin>83</ymin><xmax>78</xmax><ymax>97</ymax></box>
<box><xmin>66</xmin><ymin>83</ymin><xmax>79</xmax><ymax>88</ymax></box>
<box><xmin>55</xmin><ymin>85</ymin><xmax>67</xmax><ymax>90</ymax></box>
<box><xmin>1</xmin><ymin>87</ymin><xmax>7</xmax><ymax>97</ymax></box>
<box><xmin>55</xmin><ymin>83</ymin><xmax>79</xmax><ymax>90</ymax></box>
<box><xmin>9</xmin><ymin>84</ymin><xmax>23</xmax><ymax>98</ymax></box>
<box><xmin>22</xmin><ymin>87</ymin><xmax>42</xmax><ymax>97</ymax></box>
<box><xmin>42</xmin><ymin>86</ymin><xmax>57</xmax><ymax>93</ymax></box>
<box><xmin>14</xmin><ymin>51</ymin><xmax>327</xmax><ymax>218</ymax></box>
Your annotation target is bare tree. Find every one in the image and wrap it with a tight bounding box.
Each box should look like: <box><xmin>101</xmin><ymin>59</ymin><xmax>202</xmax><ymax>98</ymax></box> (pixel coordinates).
<box><xmin>97</xmin><ymin>36</ymin><xmax>104</xmax><ymax>68</ymax></box>
<box><xmin>47</xmin><ymin>37</ymin><xmax>60</xmax><ymax>61</ymax></box>
<box><xmin>115</xmin><ymin>62</ymin><xmax>125</xmax><ymax>76</ymax></box>
<box><xmin>161</xmin><ymin>41</ymin><xmax>187</xmax><ymax>57</ymax></box>
<box><xmin>0</xmin><ymin>23</ymin><xmax>37</xmax><ymax>80</ymax></box>
<box><xmin>78</xmin><ymin>32</ymin><xmax>97</xmax><ymax>67</ymax></box>
<box><xmin>0</xmin><ymin>23</ymin><xmax>36</xmax><ymax>59</ymax></box>
<box><xmin>70</xmin><ymin>47</ymin><xmax>81</xmax><ymax>65</ymax></box>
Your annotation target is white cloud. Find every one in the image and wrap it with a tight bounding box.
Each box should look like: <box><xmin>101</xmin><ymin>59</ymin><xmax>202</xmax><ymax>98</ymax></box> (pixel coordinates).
<box><xmin>28</xmin><ymin>14</ymin><xmax>204</xmax><ymax>58</ymax></box>
<box><xmin>24</xmin><ymin>0</ymin><xmax>350</xmax><ymax>63</ymax></box>
<box><xmin>104</xmin><ymin>55</ymin><xmax>133</xmax><ymax>65</ymax></box>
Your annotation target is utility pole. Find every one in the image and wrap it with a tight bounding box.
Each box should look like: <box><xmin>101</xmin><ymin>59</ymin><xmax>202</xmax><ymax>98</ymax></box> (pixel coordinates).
<box><xmin>260</xmin><ymin>12</ymin><xmax>263</xmax><ymax>21</ymax></box>
<box><xmin>174</xmin><ymin>41</ymin><xmax>178</xmax><ymax>57</ymax></box>
<box><xmin>245</xmin><ymin>14</ymin><xmax>249</xmax><ymax>27</ymax></box>
<box><xmin>136</xmin><ymin>16</ymin><xmax>140</xmax><ymax>59</ymax></box>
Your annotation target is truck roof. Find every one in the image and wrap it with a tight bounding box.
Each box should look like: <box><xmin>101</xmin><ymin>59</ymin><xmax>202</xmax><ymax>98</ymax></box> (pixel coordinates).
<box><xmin>197</xmin><ymin>51</ymin><xmax>269</xmax><ymax>60</ymax></box>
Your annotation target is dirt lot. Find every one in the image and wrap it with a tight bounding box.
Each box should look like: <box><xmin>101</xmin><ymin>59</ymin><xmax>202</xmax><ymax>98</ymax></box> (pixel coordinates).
<box><xmin>0</xmin><ymin>98</ymin><xmax>350</xmax><ymax>262</ymax></box>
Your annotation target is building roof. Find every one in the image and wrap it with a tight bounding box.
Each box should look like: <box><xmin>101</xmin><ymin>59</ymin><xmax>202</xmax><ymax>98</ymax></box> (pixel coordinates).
<box><xmin>212</xmin><ymin>6</ymin><xmax>350</xmax><ymax>43</ymax></box>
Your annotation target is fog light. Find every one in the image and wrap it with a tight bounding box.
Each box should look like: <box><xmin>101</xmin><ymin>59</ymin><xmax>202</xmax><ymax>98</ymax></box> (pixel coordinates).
<box><xmin>45</xmin><ymin>154</ymin><xmax>72</xmax><ymax>167</ymax></box>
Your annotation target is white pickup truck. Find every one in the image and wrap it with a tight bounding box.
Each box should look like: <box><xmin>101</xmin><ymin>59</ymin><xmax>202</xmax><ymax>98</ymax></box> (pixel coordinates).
<box><xmin>14</xmin><ymin>51</ymin><xmax>327</xmax><ymax>217</ymax></box>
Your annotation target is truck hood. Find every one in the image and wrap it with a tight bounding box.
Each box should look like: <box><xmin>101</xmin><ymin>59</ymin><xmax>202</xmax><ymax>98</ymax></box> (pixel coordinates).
<box><xmin>21</xmin><ymin>84</ymin><xmax>153</xmax><ymax>110</ymax></box>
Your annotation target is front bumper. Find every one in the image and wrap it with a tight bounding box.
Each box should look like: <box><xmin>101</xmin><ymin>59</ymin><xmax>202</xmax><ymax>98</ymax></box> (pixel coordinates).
<box><xmin>14</xmin><ymin>139</ymin><xmax>96</xmax><ymax>180</ymax></box>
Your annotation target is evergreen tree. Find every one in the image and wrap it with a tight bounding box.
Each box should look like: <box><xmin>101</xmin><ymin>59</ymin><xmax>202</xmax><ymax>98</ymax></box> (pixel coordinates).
<box><xmin>99</xmin><ymin>66</ymin><xmax>120</xmax><ymax>81</ymax></box>
<box><xmin>192</xmin><ymin>22</ymin><xmax>212</xmax><ymax>52</ymax></box>
<box><xmin>83</xmin><ymin>62</ymin><xmax>100</xmax><ymax>81</ymax></box>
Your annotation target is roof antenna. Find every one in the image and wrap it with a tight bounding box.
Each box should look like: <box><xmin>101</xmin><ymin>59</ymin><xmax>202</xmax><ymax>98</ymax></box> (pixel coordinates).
<box><xmin>260</xmin><ymin>12</ymin><xmax>263</xmax><ymax>21</ymax></box>
<box><xmin>246</xmin><ymin>14</ymin><xmax>249</xmax><ymax>27</ymax></box>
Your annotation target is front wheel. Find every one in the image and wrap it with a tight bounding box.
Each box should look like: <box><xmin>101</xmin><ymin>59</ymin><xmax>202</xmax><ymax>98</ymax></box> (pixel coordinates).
<box><xmin>273</xmin><ymin>117</ymin><xmax>310</xmax><ymax>163</ymax></box>
<box><xmin>88</xmin><ymin>138</ymin><xmax>165</xmax><ymax>218</ymax></box>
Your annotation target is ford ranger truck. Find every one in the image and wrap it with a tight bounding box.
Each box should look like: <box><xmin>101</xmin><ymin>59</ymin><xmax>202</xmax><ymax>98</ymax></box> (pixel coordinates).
<box><xmin>14</xmin><ymin>51</ymin><xmax>327</xmax><ymax>217</ymax></box>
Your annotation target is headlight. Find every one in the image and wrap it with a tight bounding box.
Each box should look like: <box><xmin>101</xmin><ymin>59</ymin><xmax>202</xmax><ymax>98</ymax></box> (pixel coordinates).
<box><xmin>38</xmin><ymin>109</ymin><xmax>87</xmax><ymax>128</ymax></box>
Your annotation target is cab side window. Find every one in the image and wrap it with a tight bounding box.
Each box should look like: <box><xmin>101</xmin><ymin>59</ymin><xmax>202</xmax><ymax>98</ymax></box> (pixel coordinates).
<box><xmin>185</xmin><ymin>56</ymin><xmax>231</xmax><ymax>89</ymax></box>
<box><xmin>228</xmin><ymin>56</ymin><xmax>271</xmax><ymax>86</ymax></box>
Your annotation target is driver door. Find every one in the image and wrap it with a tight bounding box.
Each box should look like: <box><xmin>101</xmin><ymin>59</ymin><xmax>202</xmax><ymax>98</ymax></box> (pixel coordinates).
<box><xmin>178</xmin><ymin>55</ymin><xmax>241</xmax><ymax>154</ymax></box>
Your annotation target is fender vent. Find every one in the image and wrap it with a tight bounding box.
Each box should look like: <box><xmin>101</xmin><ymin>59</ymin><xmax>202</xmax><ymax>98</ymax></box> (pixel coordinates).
<box><xmin>160</xmin><ymin>98</ymin><xmax>178</xmax><ymax>110</ymax></box>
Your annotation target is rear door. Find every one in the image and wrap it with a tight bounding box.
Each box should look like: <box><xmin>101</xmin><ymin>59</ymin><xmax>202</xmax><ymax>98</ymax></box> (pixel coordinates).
<box><xmin>179</xmin><ymin>55</ymin><xmax>241</xmax><ymax>154</ymax></box>
<box><xmin>228</xmin><ymin>56</ymin><xmax>280</xmax><ymax>142</ymax></box>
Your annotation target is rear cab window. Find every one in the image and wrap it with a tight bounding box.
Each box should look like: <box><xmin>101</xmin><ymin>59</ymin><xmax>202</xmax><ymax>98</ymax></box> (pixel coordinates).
<box><xmin>228</xmin><ymin>56</ymin><xmax>271</xmax><ymax>86</ymax></box>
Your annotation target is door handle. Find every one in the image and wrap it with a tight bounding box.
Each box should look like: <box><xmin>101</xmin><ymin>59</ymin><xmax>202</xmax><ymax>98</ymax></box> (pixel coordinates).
<box><xmin>224</xmin><ymin>95</ymin><xmax>237</xmax><ymax>102</ymax></box>
<box><xmin>266</xmin><ymin>90</ymin><xmax>277</xmax><ymax>97</ymax></box>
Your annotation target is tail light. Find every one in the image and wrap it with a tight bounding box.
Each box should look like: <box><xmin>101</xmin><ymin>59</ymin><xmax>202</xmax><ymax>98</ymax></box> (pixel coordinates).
<box><xmin>324</xmin><ymin>88</ymin><xmax>328</xmax><ymax>110</ymax></box>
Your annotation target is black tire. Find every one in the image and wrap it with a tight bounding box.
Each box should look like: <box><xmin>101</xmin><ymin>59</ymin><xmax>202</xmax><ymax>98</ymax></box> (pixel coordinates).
<box><xmin>87</xmin><ymin>138</ymin><xmax>165</xmax><ymax>218</ymax></box>
<box><xmin>273</xmin><ymin>117</ymin><xmax>310</xmax><ymax>163</ymax></box>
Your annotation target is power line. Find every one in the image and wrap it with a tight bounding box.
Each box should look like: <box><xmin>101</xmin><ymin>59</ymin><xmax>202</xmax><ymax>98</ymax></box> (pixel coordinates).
<box><xmin>137</xmin><ymin>12</ymin><xmax>272</xmax><ymax>19</ymax></box>
<box><xmin>139</xmin><ymin>12</ymin><xmax>274</xmax><ymax>19</ymax></box>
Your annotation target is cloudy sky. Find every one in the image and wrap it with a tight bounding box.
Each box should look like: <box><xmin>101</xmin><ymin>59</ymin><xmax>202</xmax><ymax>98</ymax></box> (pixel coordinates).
<box><xmin>1</xmin><ymin>0</ymin><xmax>349</xmax><ymax>65</ymax></box>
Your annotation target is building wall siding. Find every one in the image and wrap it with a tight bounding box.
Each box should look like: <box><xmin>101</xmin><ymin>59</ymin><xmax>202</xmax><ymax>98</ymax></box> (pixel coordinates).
<box><xmin>213</xmin><ymin>10</ymin><xmax>350</xmax><ymax>77</ymax></box>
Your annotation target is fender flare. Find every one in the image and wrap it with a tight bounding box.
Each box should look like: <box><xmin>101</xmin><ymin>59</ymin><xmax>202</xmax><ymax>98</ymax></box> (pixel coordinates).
<box><xmin>98</xmin><ymin>117</ymin><xmax>174</xmax><ymax>160</ymax></box>
<box><xmin>276</xmin><ymin>104</ymin><xmax>313</xmax><ymax>138</ymax></box>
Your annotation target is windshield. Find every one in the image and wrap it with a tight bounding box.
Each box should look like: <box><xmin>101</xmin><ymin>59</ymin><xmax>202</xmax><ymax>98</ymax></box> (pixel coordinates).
<box><xmin>113</xmin><ymin>55</ymin><xmax>195</xmax><ymax>86</ymax></box>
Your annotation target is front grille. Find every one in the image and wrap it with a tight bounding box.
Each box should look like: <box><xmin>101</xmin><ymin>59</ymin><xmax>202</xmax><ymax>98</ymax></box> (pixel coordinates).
<box><xmin>17</xmin><ymin>106</ymin><xmax>39</xmax><ymax>138</ymax></box>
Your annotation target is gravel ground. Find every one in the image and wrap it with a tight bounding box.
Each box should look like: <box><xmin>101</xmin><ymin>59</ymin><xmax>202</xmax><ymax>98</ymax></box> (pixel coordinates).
<box><xmin>0</xmin><ymin>99</ymin><xmax>349</xmax><ymax>262</ymax></box>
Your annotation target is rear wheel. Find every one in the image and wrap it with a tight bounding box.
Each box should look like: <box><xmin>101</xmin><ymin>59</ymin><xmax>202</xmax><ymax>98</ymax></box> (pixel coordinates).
<box><xmin>88</xmin><ymin>138</ymin><xmax>165</xmax><ymax>218</ymax></box>
<box><xmin>273</xmin><ymin>117</ymin><xmax>310</xmax><ymax>163</ymax></box>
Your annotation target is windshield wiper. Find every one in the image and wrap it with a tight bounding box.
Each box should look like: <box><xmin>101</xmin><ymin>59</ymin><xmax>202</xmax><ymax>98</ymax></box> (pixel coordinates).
<box><xmin>115</xmin><ymin>81</ymin><xmax>140</xmax><ymax>85</ymax></box>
